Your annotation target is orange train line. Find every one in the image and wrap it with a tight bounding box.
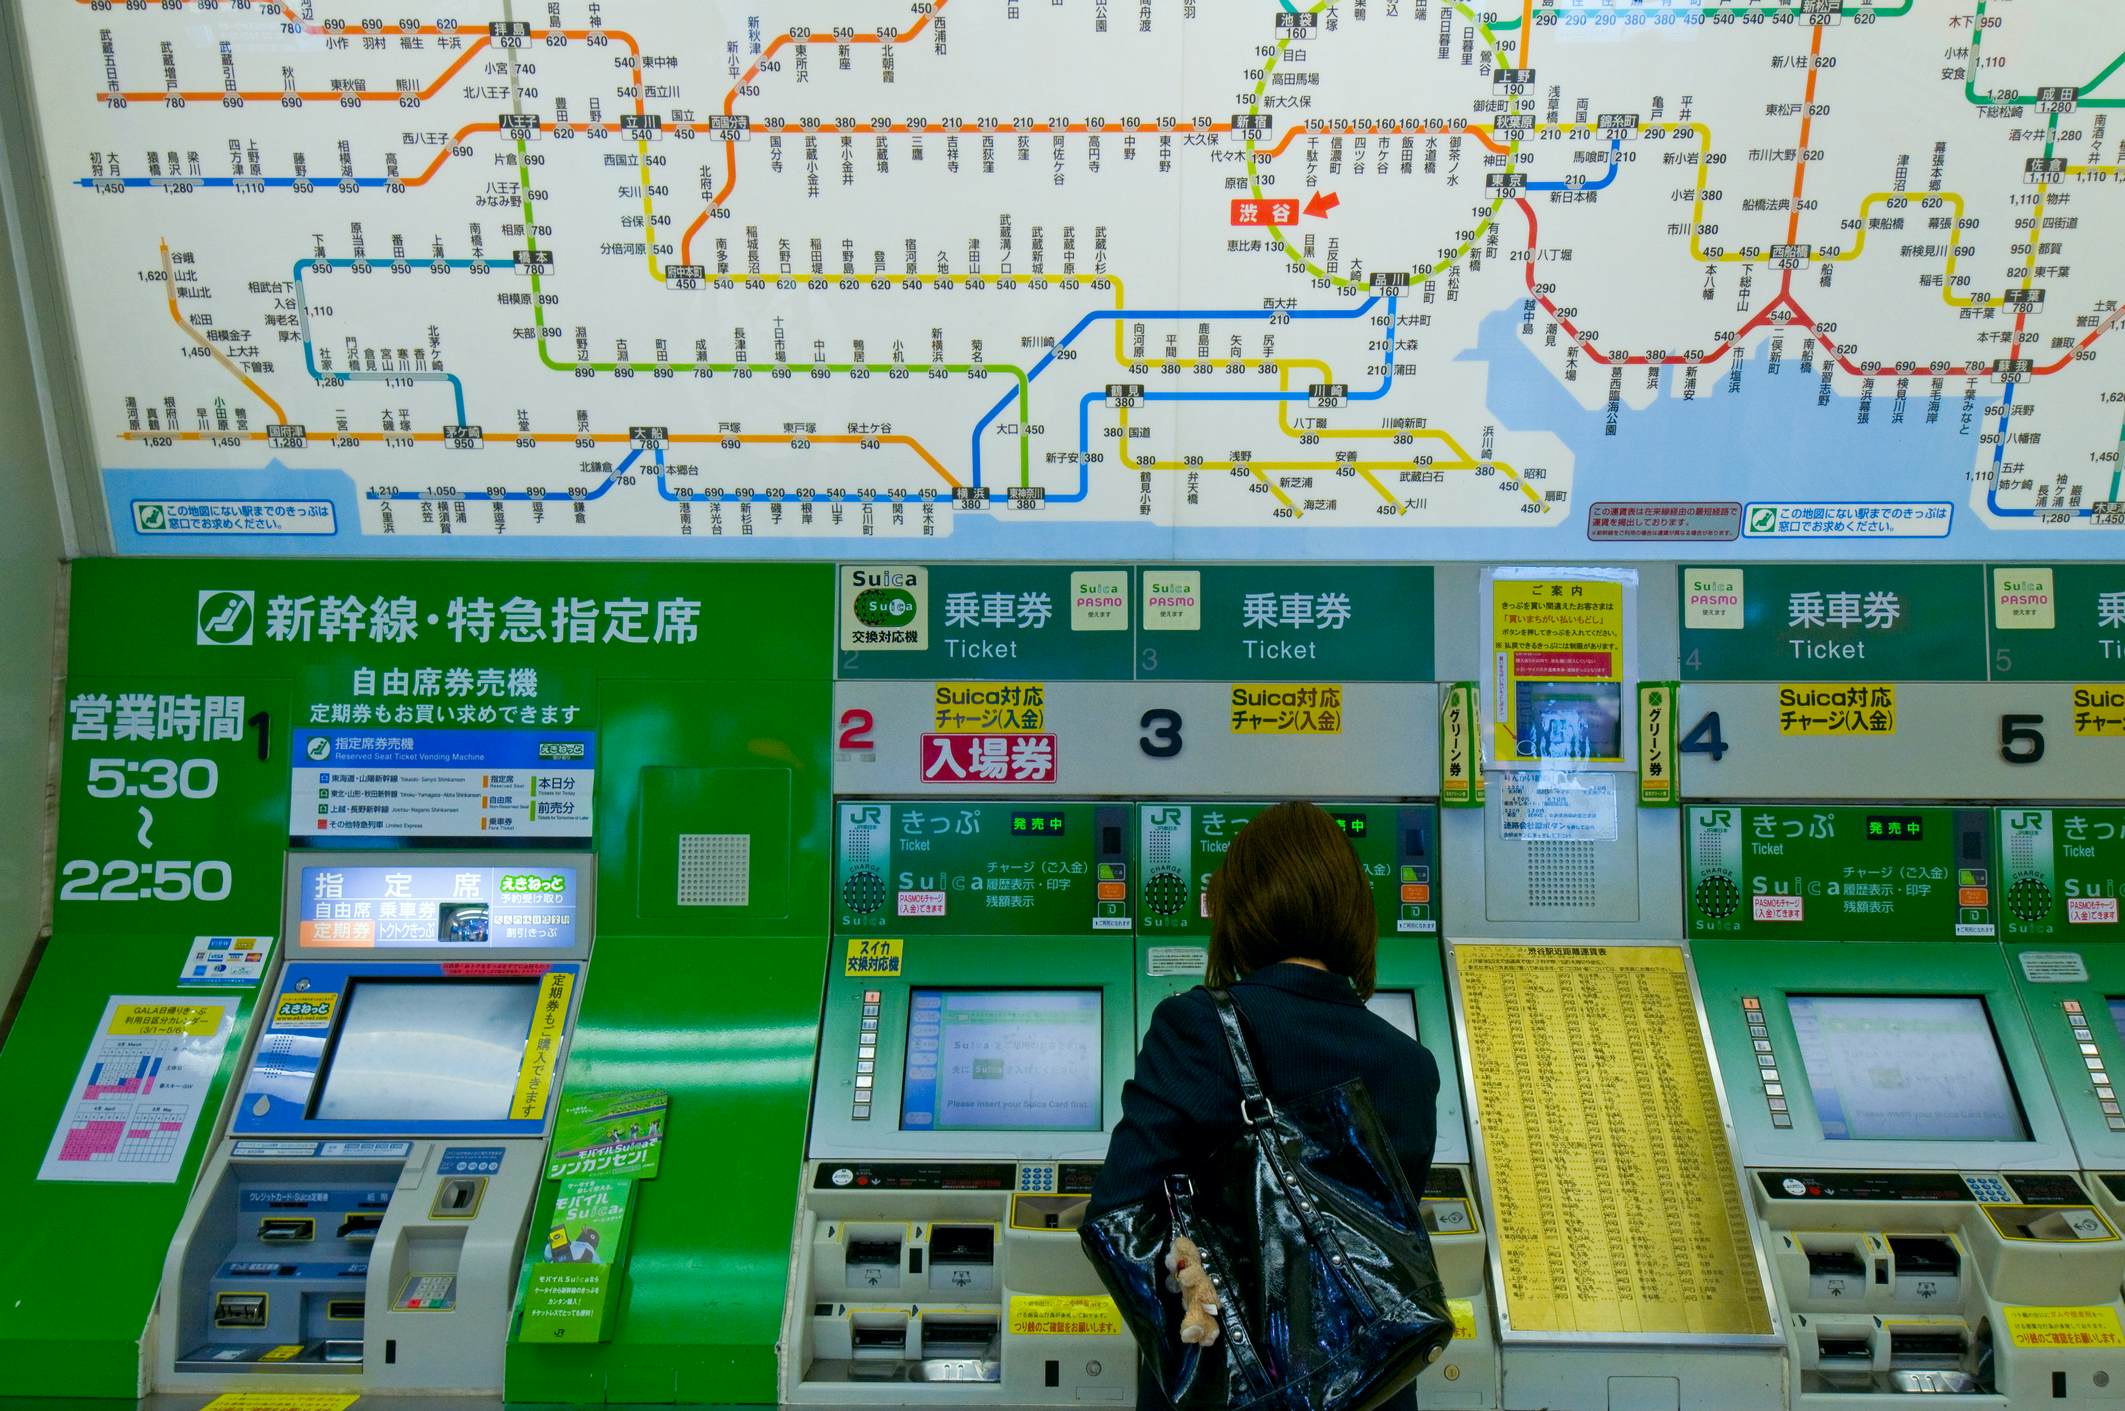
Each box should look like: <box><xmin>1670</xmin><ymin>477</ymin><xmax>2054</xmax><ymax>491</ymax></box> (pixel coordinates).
<box><xmin>159</xmin><ymin>239</ymin><xmax>285</xmax><ymax>422</ymax></box>
<box><xmin>118</xmin><ymin>428</ymin><xmax>960</xmax><ymax>488</ymax></box>
<box><xmin>684</xmin><ymin>0</ymin><xmax>952</xmax><ymax>265</ymax></box>
<box><xmin>101</xmin><ymin>28</ymin><xmax>643</xmax><ymax>109</ymax></box>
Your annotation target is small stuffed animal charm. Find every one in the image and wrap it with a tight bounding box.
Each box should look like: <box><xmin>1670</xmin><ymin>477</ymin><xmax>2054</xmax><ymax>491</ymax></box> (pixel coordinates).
<box><xmin>1164</xmin><ymin>1235</ymin><xmax>1222</xmax><ymax>1347</ymax></box>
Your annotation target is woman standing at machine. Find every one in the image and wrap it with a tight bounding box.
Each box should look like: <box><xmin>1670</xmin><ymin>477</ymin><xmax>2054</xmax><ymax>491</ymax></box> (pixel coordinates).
<box><xmin>1088</xmin><ymin>801</ymin><xmax>1443</xmax><ymax>1410</ymax></box>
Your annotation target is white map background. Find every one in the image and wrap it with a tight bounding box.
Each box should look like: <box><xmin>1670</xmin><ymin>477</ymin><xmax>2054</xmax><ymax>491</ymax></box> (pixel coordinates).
<box><xmin>21</xmin><ymin>0</ymin><xmax>2125</xmax><ymax>558</ymax></box>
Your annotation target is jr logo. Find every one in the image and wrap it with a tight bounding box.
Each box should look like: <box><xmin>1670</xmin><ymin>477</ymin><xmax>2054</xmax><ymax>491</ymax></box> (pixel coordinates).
<box><xmin>1148</xmin><ymin>807</ymin><xmax>1184</xmax><ymax>830</ymax></box>
<box><xmin>197</xmin><ymin>590</ymin><xmax>255</xmax><ymax>646</ymax></box>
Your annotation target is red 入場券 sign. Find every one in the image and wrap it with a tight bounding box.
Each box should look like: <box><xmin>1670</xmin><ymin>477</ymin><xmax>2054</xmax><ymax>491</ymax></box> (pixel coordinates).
<box><xmin>920</xmin><ymin>733</ymin><xmax>1057</xmax><ymax>784</ymax></box>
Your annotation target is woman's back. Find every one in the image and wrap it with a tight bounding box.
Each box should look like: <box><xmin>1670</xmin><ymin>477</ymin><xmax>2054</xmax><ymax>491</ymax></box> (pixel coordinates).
<box><xmin>1088</xmin><ymin>961</ymin><xmax>1440</xmax><ymax>1222</ymax></box>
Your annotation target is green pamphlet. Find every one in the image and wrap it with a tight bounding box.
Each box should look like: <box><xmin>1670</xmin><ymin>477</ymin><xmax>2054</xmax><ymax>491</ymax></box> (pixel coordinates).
<box><xmin>545</xmin><ymin>1089</ymin><xmax>670</xmax><ymax>1181</ymax></box>
<box><xmin>516</xmin><ymin>1175</ymin><xmax>635</xmax><ymax>1343</ymax></box>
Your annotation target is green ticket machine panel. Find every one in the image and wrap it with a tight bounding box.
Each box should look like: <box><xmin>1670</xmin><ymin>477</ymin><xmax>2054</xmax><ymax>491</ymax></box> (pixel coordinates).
<box><xmin>1685</xmin><ymin>805</ymin><xmax>1996</xmax><ymax>944</ymax></box>
<box><xmin>1135</xmin><ymin>801</ymin><xmax>1494</xmax><ymax>1411</ymax></box>
<box><xmin>782</xmin><ymin>801</ymin><xmax>1139</xmax><ymax>1406</ymax></box>
<box><xmin>2000</xmin><ymin>808</ymin><xmax>2125</xmax><ymax>1269</ymax></box>
<box><xmin>1691</xmin><ymin>807</ymin><xmax>2125</xmax><ymax>1408</ymax></box>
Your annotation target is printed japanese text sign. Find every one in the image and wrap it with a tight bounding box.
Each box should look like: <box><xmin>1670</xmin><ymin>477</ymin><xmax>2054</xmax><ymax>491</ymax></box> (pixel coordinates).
<box><xmin>1485</xmin><ymin>569</ymin><xmax>1633</xmax><ymax>769</ymax></box>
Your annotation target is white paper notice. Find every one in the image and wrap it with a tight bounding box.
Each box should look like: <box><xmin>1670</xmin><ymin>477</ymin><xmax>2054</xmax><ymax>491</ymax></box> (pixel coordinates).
<box><xmin>1497</xmin><ymin>771</ymin><xmax>1621</xmax><ymax>842</ymax></box>
<box><xmin>38</xmin><ymin>995</ymin><xmax>235</xmax><ymax>1184</ymax></box>
<box><xmin>1146</xmin><ymin>946</ymin><xmax>1209</xmax><ymax>978</ymax></box>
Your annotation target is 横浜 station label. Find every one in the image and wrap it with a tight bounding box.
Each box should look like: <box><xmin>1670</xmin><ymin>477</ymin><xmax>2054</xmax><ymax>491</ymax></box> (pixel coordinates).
<box><xmin>1679</xmin><ymin>565</ymin><xmax>1988</xmax><ymax>681</ymax></box>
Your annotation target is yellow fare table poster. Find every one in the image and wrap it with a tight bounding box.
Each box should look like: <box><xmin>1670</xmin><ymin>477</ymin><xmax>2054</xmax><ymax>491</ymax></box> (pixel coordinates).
<box><xmin>1455</xmin><ymin>944</ymin><xmax>1774</xmax><ymax>1338</ymax></box>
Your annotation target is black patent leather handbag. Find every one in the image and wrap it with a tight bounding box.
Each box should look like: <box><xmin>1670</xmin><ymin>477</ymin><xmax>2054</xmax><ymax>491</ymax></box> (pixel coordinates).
<box><xmin>1080</xmin><ymin>989</ymin><xmax>1454</xmax><ymax>1411</ymax></box>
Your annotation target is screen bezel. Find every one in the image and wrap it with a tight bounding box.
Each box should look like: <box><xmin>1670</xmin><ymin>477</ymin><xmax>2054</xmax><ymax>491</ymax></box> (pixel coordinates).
<box><xmin>305</xmin><ymin>975</ymin><xmax>542</xmax><ymax>1123</ymax></box>
<box><xmin>899</xmin><ymin>986</ymin><xmax>1105</xmax><ymax>1134</ymax></box>
<box><xmin>1785</xmin><ymin>991</ymin><xmax>2032</xmax><ymax>1144</ymax></box>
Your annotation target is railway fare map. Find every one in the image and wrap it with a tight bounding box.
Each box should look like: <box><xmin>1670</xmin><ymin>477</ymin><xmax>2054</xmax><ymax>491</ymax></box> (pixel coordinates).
<box><xmin>20</xmin><ymin>0</ymin><xmax>2125</xmax><ymax>559</ymax></box>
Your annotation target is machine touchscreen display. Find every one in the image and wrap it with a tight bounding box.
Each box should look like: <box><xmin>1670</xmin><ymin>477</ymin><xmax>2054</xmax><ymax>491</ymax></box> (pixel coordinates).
<box><xmin>1367</xmin><ymin>989</ymin><xmax>1419</xmax><ymax>1042</ymax></box>
<box><xmin>1787</xmin><ymin>994</ymin><xmax>2028</xmax><ymax>1142</ymax></box>
<box><xmin>902</xmin><ymin>989</ymin><xmax>1102</xmax><ymax>1132</ymax></box>
<box><xmin>310</xmin><ymin>979</ymin><xmax>541</xmax><ymax>1122</ymax></box>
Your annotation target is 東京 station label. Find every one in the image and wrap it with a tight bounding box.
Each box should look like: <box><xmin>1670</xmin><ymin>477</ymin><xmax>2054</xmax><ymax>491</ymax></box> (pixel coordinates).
<box><xmin>1687</xmin><ymin>805</ymin><xmax>1995</xmax><ymax>942</ymax></box>
<box><xmin>1679</xmin><ymin>564</ymin><xmax>1987</xmax><ymax>682</ymax></box>
<box><xmin>1998</xmin><ymin>809</ymin><xmax>2125</xmax><ymax>938</ymax></box>
<box><xmin>841</xmin><ymin>566</ymin><xmax>1131</xmax><ymax>679</ymax></box>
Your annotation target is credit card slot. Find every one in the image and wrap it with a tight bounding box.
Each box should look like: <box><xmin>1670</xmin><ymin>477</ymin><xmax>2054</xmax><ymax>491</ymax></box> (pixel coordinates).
<box><xmin>337</xmin><ymin>1213</ymin><xmax>384</xmax><ymax>1242</ymax></box>
<box><xmin>258</xmin><ymin>1217</ymin><xmax>315</xmax><ymax>1243</ymax></box>
<box><xmin>214</xmin><ymin>1293</ymin><xmax>268</xmax><ymax>1328</ymax></box>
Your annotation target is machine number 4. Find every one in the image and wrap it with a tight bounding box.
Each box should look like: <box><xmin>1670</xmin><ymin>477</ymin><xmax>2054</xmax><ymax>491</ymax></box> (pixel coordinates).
<box><xmin>1679</xmin><ymin>711</ymin><xmax>1728</xmax><ymax>762</ymax></box>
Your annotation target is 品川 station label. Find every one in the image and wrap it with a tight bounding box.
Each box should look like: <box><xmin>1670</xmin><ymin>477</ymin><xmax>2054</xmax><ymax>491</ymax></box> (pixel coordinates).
<box><xmin>1685</xmin><ymin>804</ymin><xmax>1996</xmax><ymax>942</ymax></box>
<box><xmin>1679</xmin><ymin>563</ymin><xmax>2125</xmax><ymax>682</ymax></box>
<box><xmin>836</xmin><ymin>564</ymin><xmax>1432</xmax><ymax>682</ymax></box>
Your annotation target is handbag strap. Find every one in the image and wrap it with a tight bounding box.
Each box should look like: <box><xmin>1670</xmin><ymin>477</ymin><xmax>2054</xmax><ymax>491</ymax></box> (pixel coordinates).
<box><xmin>1207</xmin><ymin>988</ymin><xmax>1275</xmax><ymax>1127</ymax></box>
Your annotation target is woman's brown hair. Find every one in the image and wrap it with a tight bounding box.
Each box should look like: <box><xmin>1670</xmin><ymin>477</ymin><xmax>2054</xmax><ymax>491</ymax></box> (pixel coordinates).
<box><xmin>1205</xmin><ymin>801</ymin><xmax>1377</xmax><ymax>999</ymax></box>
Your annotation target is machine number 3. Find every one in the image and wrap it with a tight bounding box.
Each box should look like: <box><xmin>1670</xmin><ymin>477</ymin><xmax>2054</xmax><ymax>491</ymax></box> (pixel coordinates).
<box><xmin>1139</xmin><ymin>709</ymin><xmax>1183</xmax><ymax>759</ymax></box>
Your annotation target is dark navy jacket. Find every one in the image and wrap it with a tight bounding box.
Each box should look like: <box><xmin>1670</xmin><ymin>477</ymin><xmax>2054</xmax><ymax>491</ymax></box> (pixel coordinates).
<box><xmin>1089</xmin><ymin>962</ymin><xmax>1441</xmax><ymax>1410</ymax></box>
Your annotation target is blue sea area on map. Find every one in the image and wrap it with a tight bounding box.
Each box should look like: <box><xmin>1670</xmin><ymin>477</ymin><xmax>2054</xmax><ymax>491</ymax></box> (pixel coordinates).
<box><xmin>1457</xmin><ymin>299</ymin><xmax>1982</xmax><ymax>512</ymax></box>
<box><xmin>102</xmin><ymin>299</ymin><xmax>2108</xmax><ymax>560</ymax></box>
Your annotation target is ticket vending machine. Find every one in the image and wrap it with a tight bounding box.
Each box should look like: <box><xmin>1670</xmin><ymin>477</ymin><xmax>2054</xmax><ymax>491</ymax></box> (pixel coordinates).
<box><xmin>1689</xmin><ymin>805</ymin><xmax>2125</xmax><ymax>1407</ymax></box>
<box><xmin>1136</xmin><ymin>801</ymin><xmax>1497</xmax><ymax>1410</ymax></box>
<box><xmin>780</xmin><ymin>800</ymin><xmax>1140</xmax><ymax>1404</ymax></box>
<box><xmin>156</xmin><ymin>852</ymin><xmax>592</xmax><ymax>1393</ymax></box>
<box><xmin>2001</xmin><ymin>807</ymin><xmax>2125</xmax><ymax>1266</ymax></box>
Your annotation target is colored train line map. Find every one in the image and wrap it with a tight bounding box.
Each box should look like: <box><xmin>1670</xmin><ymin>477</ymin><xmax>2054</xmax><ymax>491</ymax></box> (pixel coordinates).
<box><xmin>18</xmin><ymin>0</ymin><xmax>2125</xmax><ymax>557</ymax></box>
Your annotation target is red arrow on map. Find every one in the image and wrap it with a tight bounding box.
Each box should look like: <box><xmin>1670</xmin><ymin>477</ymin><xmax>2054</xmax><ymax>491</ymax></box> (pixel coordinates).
<box><xmin>1303</xmin><ymin>191</ymin><xmax>1340</xmax><ymax>218</ymax></box>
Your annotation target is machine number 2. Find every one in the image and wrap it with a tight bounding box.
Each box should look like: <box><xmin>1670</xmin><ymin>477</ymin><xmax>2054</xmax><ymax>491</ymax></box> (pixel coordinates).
<box><xmin>836</xmin><ymin>709</ymin><xmax>876</xmax><ymax>752</ymax></box>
